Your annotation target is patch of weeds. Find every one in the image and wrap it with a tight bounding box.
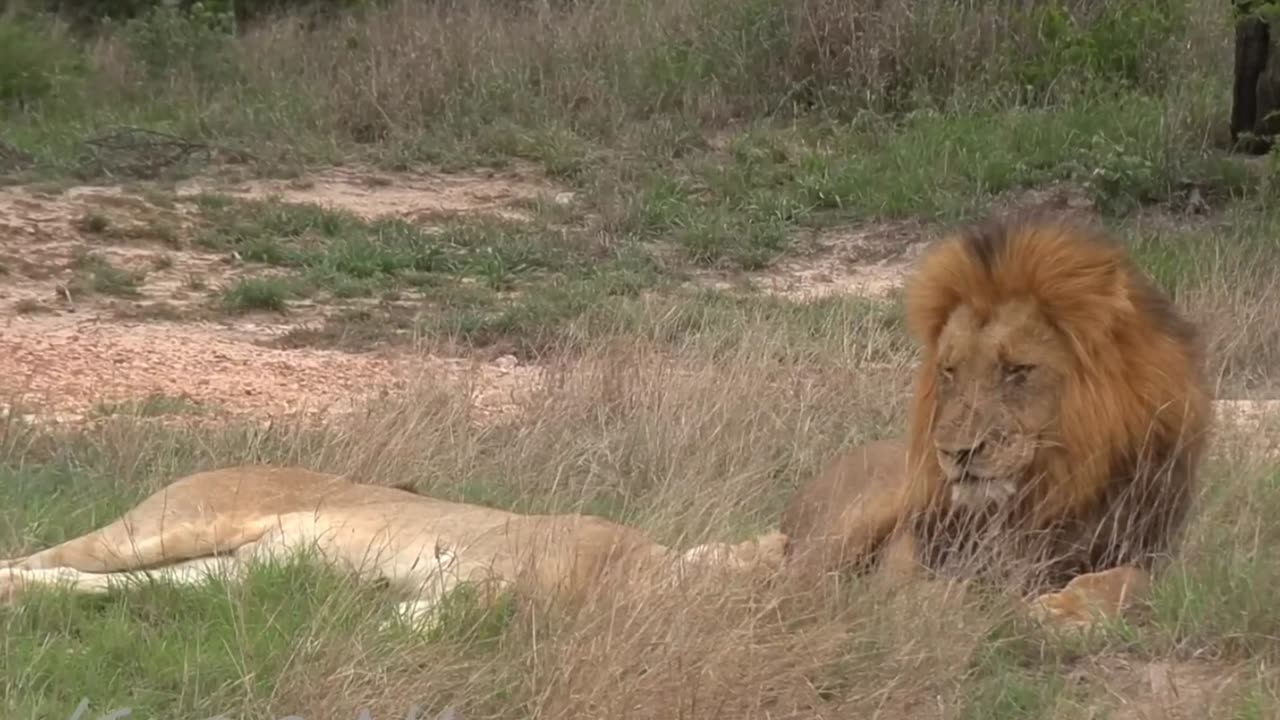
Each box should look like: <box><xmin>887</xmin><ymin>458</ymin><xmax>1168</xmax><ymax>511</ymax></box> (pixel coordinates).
<box><xmin>23</xmin><ymin>181</ymin><xmax>70</xmax><ymax>197</ymax></box>
<box><xmin>144</xmin><ymin>219</ymin><xmax>182</xmax><ymax>247</ymax></box>
<box><xmin>113</xmin><ymin>301</ymin><xmax>187</xmax><ymax>322</ymax></box>
<box><xmin>957</xmin><ymin>623</ymin><xmax>1075</xmax><ymax>720</ymax></box>
<box><xmin>195</xmin><ymin>196</ymin><xmax>363</xmax><ymax>254</ymax></box>
<box><xmin>188</xmin><ymin>192</ymin><xmax>236</xmax><ymax>211</ymax></box>
<box><xmin>89</xmin><ymin>393</ymin><xmax>205</xmax><ymax>419</ymax></box>
<box><xmin>271</xmin><ymin>306</ymin><xmax>421</xmax><ymax>352</ymax></box>
<box><xmin>140</xmin><ymin>189</ymin><xmax>178</xmax><ymax>209</ymax></box>
<box><xmin>465</xmin><ymin>246</ymin><xmax>533</xmax><ymax>291</ymax></box>
<box><xmin>0</xmin><ymin>17</ymin><xmax>86</xmax><ymax>106</ymax></box>
<box><xmin>471</xmin><ymin>122</ymin><xmax>593</xmax><ymax>181</ymax></box>
<box><xmin>198</xmin><ymin>196</ymin><xmax>550</xmax><ymax>292</ymax></box>
<box><xmin>121</xmin><ymin>0</ymin><xmax>238</xmax><ymax>85</ymax></box>
<box><xmin>0</xmin><ymin>462</ymin><xmax>150</xmax><ymax>553</ymax></box>
<box><xmin>626</xmin><ymin>290</ymin><xmax>913</xmax><ymax>364</ymax></box>
<box><xmin>508</xmin><ymin>193</ymin><xmax>580</xmax><ymax>228</ymax></box>
<box><xmin>68</xmin><ymin>249</ymin><xmax>145</xmax><ymax>298</ymax></box>
<box><xmin>678</xmin><ymin>207</ymin><xmax>790</xmax><ymax>269</ymax></box>
<box><xmin>220</xmin><ymin>276</ymin><xmax>301</xmax><ymax>313</ymax></box>
<box><xmin>423</xmin><ymin>268</ymin><xmax>905</xmax><ymax>361</ymax></box>
<box><xmin>1144</xmin><ymin>470</ymin><xmax>1280</xmax><ymax>659</ymax></box>
<box><xmin>614</xmin><ymin>93</ymin><xmax>1241</xmax><ymax>254</ymax></box>
<box><xmin>183</xmin><ymin>273</ymin><xmax>208</xmax><ymax>291</ymax></box>
<box><xmin>73</xmin><ymin>209</ymin><xmax>184</xmax><ymax>246</ymax></box>
<box><xmin>622</xmin><ymin>172</ymin><xmax>794</xmax><ymax>270</ymax></box>
<box><xmin>194</xmin><ymin>196</ymin><xmax>619</xmax><ymax>305</ymax></box>
<box><xmin>1231</xmin><ymin>676</ymin><xmax>1280</xmax><ymax>720</ymax></box>
<box><xmin>13</xmin><ymin>298</ymin><xmax>47</xmax><ymax>314</ymax></box>
<box><xmin>413</xmin><ymin>581</ymin><xmax>517</xmax><ymax>648</ymax></box>
<box><xmin>75</xmin><ymin>211</ymin><xmax>111</xmax><ymax>234</ymax></box>
<box><xmin>0</xmin><ymin>549</ymin><xmax>393</xmax><ymax>719</ymax></box>
<box><xmin>431</xmin><ymin>276</ymin><xmax>636</xmax><ymax>358</ymax></box>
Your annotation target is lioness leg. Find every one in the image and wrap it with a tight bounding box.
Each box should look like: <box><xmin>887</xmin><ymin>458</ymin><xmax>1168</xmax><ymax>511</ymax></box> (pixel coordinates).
<box><xmin>0</xmin><ymin>555</ymin><xmax>244</xmax><ymax>604</ymax></box>
<box><xmin>3</xmin><ymin>465</ymin><xmax>417</xmax><ymax>574</ymax></box>
<box><xmin>780</xmin><ymin>439</ymin><xmax>933</xmax><ymax>579</ymax></box>
<box><xmin>3</xmin><ymin>514</ymin><xmax>279</xmax><ymax>574</ymax></box>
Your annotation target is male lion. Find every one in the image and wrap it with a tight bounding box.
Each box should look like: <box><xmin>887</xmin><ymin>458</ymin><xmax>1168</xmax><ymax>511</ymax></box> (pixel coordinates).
<box><xmin>0</xmin><ymin>466</ymin><xmax>788</xmax><ymax>624</ymax></box>
<box><xmin>780</xmin><ymin>213</ymin><xmax>1212</xmax><ymax>625</ymax></box>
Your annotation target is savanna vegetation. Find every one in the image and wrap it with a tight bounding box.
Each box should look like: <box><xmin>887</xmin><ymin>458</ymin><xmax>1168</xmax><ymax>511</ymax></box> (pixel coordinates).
<box><xmin>2</xmin><ymin>0</ymin><xmax>1279</xmax><ymax>717</ymax></box>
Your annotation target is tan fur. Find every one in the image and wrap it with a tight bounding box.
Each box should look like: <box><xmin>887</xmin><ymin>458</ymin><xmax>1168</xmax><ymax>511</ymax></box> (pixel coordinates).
<box><xmin>780</xmin><ymin>213</ymin><xmax>1212</xmax><ymax>622</ymax></box>
<box><xmin>1</xmin><ymin>466</ymin><xmax>786</xmax><ymax>622</ymax></box>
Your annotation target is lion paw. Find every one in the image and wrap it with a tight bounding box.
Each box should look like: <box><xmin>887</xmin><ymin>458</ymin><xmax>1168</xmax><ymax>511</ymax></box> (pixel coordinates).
<box><xmin>679</xmin><ymin>531</ymin><xmax>788</xmax><ymax>576</ymax></box>
<box><xmin>1029</xmin><ymin>566</ymin><xmax>1151</xmax><ymax>630</ymax></box>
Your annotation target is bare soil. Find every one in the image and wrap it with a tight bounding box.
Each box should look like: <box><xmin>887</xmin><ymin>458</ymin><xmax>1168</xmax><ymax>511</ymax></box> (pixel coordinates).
<box><xmin>0</xmin><ymin>166</ymin><xmax>562</xmax><ymax>427</ymax></box>
<box><xmin>175</xmin><ymin>164</ymin><xmax>574</xmax><ymax>224</ymax></box>
<box><xmin>1</xmin><ymin>168</ymin><xmax>1276</xmax><ymax>451</ymax></box>
<box><xmin>692</xmin><ymin>220</ymin><xmax>930</xmax><ymax>300</ymax></box>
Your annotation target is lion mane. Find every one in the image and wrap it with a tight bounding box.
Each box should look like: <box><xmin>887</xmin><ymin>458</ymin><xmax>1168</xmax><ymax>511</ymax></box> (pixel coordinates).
<box><xmin>781</xmin><ymin>212</ymin><xmax>1214</xmax><ymax>596</ymax></box>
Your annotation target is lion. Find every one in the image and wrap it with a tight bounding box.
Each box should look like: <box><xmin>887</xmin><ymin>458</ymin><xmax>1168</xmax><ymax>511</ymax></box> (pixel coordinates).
<box><xmin>0</xmin><ymin>465</ymin><xmax>789</xmax><ymax>626</ymax></box>
<box><xmin>779</xmin><ymin>213</ymin><xmax>1213</xmax><ymax>626</ymax></box>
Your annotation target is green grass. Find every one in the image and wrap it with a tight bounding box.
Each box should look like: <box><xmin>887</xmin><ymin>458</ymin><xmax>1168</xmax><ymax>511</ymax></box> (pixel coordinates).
<box><xmin>2</xmin><ymin>552</ymin><xmax>507</xmax><ymax>719</ymax></box>
<box><xmin>68</xmin><ymin>249</ymin><xmax>146</xmax><ymax>298</ymax></box>
<box><xmin>194</xmin><ymin>195</ymin><xmax>587</xmax><ymax>291</ymax></box>
<box><xmin>615</xmin><ymin>95</ymin><xmax>1241</xmax><ymax>240</ymax></box>
<box><xmin>220</xmin><ymin>276</ymin><xmax>298</xmax><ymax>313</ymax></box>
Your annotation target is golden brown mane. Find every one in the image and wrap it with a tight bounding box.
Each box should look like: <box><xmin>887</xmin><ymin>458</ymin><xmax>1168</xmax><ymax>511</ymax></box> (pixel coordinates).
<box><xmin>901</xmin><ymin>214</ymin><xmax>1213</xmax><ymax>587</ymax></box>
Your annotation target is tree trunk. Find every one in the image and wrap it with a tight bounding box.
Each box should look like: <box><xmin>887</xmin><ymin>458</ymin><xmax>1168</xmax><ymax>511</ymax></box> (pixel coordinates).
<box><xmin>1231</xmin><ymin>1</ymin><xmax>1280</xmax><ymax>154</ymax></box>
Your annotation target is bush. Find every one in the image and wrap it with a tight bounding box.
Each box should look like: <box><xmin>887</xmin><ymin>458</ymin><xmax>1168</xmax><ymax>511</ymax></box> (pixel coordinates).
<box><xmin>38</xmin><ymin>0</ymin><xmax>374</xmax><ymax>27</ymax></box>
<box><xmin>0</xmin><ymin>16</ymin><xmax>84</xmax><ymax>107</ymax></box>
<box><xmin>118</xmin><ymin>1</ymin><xmax>237</xmax><ymax>82</ymax></box>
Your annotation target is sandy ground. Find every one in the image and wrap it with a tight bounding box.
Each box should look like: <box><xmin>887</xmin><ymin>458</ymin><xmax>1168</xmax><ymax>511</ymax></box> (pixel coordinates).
<box><xmin>0</xmin><ymin>166</ymin><xmax>563</xmax><ymax>427</ymax></box>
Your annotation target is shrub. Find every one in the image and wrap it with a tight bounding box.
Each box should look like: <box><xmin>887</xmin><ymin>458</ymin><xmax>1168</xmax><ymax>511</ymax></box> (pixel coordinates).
<box><xmin>0</xmin><ymin>16</ymin><xmax>84</xmax><ymax>106</ymax></box>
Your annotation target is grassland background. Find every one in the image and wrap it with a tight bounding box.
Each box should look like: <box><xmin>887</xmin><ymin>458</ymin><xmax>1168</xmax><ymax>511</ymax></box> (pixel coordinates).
<box><xmin>2</xmin><ymin>0</ymin><xmax>1280</xmax><ymax>718</ymax></box>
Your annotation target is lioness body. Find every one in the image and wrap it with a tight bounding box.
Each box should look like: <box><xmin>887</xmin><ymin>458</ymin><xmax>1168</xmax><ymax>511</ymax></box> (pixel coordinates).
<box><xmin>782</xmin><ymin>214</ymin><xmax>1212</xmax><ymax>621</ymax></box>
<box><xmin>2</xmin><ymin>466</ymin><xmax>785</xmax><ymax>622</ymax></box>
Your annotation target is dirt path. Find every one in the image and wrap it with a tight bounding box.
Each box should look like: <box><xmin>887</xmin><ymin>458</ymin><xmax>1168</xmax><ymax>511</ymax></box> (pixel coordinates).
<box><xmin>2</xmin><ymin>169</ymin><xmax>1277</xmax><ymax>447</ymax></box>
<box><xmin>0</xmin><ymin>166</ymin><xmax>562</xmax><ymax>427</ymax></box>
<box><xmin>0</xmin><ymin>313</ymin><xmax>541</xmax><ymax>425</ymax></box>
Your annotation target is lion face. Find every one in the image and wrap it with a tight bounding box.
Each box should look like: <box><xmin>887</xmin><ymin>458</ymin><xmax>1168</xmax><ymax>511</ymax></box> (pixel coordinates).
<box><xmin>930</xmin><ymin>298</ymin><xmax>1068</xmax><ymax>509</ymax></box>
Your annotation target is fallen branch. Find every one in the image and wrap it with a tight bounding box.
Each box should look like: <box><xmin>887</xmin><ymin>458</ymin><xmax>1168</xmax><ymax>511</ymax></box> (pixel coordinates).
<box><xmin>78</xmin><ymin>126</ymin><xmax>255</xmax><ymax>178</ymax></box>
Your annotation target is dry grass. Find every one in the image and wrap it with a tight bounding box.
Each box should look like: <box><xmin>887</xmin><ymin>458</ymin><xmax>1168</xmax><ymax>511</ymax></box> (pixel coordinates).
<box><xmin>1</xmin><ymin>0</ymin><xmax>1235</xmax><ymax>176</ymax></box>
<box><xmin>205</xmin><ymin>0</ymin><xmax>1220</xmax><ymax>139</ymax></box>
<box><xmin>2</xmin><ymin>279</ymin><xmax>1278</xmax><ymax>717</ymax></box>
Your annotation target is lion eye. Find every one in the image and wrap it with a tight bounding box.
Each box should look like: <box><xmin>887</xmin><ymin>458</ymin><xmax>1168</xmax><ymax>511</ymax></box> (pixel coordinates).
<box><xmin>1003</xmin><ymin>363</ymin><xmax>1033</xmax><ymax>382</ymax></box>
<box><xmin>939</xmin><ymin>365</ymin><xmax>955</xmax><ymax>382</ymax></box>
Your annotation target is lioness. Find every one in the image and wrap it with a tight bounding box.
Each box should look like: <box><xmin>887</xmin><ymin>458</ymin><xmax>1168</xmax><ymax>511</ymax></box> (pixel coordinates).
<box><xmin>1</xmin><ymin>466</ymin><xmax>788</xmax><ymax>624</ymax></box>
<box><xmin>780</xmin><ymin>212</ymin><xmax>1212</xmax><ymax>626</ymax></box>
